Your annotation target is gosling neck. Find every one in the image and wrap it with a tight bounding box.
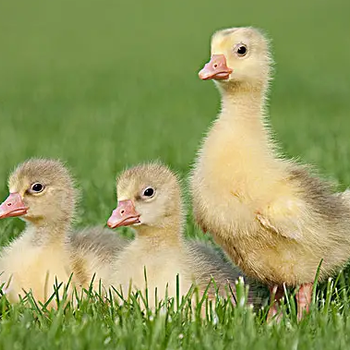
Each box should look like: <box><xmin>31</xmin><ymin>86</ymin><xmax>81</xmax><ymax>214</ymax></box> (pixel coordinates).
<box><xmin>133</xmin><ymin>216</ymin><xmax>184</xmax><ymax>247</ymax></box>
<box><xmin>217</xmin><ymin>81</ymin><xmax>274</xmax><ymax>151</ymax></box>
<box><xmin>24</xmin><ymin>217</ymin><xmax>70</xmax><ymax>246</ymax></box>
<box><xmin>219</xmin><ymin>82</ymin><xmax>266</xmax><ymax>122</ymax></box>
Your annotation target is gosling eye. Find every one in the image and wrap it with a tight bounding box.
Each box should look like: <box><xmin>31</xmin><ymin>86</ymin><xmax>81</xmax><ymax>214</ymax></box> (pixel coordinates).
<box><xmin>142</xmin><ymin>187</ymin><xmax>155</xmax><ymax>199</ymax></box>
<box><xmin>234</xmin><ymin>43</ymin><xmax>248</xmax><ymax>57</ymax></box>
<box><xmin>29</xmin><ymin>182</ymin><xmax>45</xmax><ymax>194</ymax></box>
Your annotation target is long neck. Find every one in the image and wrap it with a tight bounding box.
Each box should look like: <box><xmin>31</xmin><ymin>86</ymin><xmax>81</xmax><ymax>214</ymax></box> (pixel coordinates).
<box><xmin>220</xmin><ymin>85</ymin><xmax>271</xmax><ymax>144</ymax></box>
<box><xmin>209</xmin><ymin>82</ymin><xmax>280</xmax><ymax>166</ymax></box>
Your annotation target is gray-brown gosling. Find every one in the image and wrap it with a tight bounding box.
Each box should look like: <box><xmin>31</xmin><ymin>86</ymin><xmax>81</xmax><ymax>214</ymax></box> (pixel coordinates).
<box><xmin>191</xmin><ymin>26</ymin><xmax>350</xmax><ymax>320</ymax></box>
<box><xmin>0</xmin><ymin>158</ymin><xmax>128</xmax><ymax>304</ymax></box>
<box><xmin>106</xmin><ymin>162</ymin><xmax>266</xmax><ymax>310</ymax></box>
<box><xmin>0</xmin><ymin>159</ymin><xmax>75</xmax><ymax>303</ymax></box>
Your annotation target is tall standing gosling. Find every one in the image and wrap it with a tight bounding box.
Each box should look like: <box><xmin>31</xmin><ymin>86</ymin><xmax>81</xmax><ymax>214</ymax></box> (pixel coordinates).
<box><xmin>191</xmin><ymin>27</ymin><xmax>350</xmax><ymax>320</ymax></box>
<box><xmin>106</xmin><ymin>162</ymin><xmax>266</xmax><ymax>309</ymax></box>
<box><xmin>0</xmin><ymin>159</ymin><xmax>128</xmax><ymax>304</ymax></box>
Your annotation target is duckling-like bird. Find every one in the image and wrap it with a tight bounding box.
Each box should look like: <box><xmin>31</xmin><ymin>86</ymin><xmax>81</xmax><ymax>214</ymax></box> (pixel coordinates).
<box><xmin>0</xmin><ymin>159</ymin><xmax>76</xmax><ymax>303</ymax></box>
<box><xmin>0</xmin><ymin>159</ymin><xmax>128</xmax><ymax>304</ymax></box>
<box><xmin>106</xmin><ymin>162</ymin><xmax>267</xmax><ymax>309</ymax></box>
<box><xmin>191</xmin><ymin>27</ymin><xmax>350</xmax><ymax>319</ymax></box>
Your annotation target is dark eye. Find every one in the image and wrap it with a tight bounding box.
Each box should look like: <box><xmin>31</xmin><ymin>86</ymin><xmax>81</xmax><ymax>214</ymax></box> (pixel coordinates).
<box><xmin>142</xmin><ymin>187</ymin><xmax>155</xmax><ymax>198</ymax></box>
<box><xmin>236</xmin><ymin>44</ymin><xmax>248</xmax><ymax>57</ymax></box>
<box><xmin>30</xmin><ymin>182</ymin><xmax>44</xmax><ymax>193</ymax></box>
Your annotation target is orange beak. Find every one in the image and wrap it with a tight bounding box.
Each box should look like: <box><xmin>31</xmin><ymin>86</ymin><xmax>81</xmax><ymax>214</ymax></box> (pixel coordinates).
<box><xmin>198</xmin><ymin>54</ymin><xmax>233</xmax><ymax>80</ymax></box>
<box><xmin>107</xmin><ymin>200</ymin><xmax>141</xmax><ymax>229</ymax></box>
<box><xmin>0</xmin><ymin>192</ymin><xmax>29</xmax><ymax>219</ymax></box>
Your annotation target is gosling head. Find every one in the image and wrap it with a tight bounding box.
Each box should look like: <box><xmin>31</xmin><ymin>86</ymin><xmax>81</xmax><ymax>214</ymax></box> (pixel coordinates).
<box><xmin>198</xmin><ymin>27</ymin><xmax>272</xmax><ymax>91</ymax></box>
<box><xmin>107</xmin><ymin>163</ymin><xmax>183</xmax><ymax>233</ymax></box>
<box><xmin>0</xmin><ymin>159</ymin><xmax>77</xmax><ymax>227</ymax></box>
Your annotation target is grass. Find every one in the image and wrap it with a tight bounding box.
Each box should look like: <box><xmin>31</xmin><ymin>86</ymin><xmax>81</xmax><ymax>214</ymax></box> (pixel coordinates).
<box><xmin>1</xmin><ymin>276</ymin><xmax>350</xmax><ymax>350</ymax></box>
<box><xmin>0</xmin><ymin>0</ymin><xmax>350</xmax><ymax>348</ymax></box>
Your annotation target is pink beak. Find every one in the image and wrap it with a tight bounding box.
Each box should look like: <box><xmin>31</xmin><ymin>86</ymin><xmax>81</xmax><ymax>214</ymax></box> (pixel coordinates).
<box><xmin>198</xmin><ymin>54</ymin><xmax>233</xmax><ymax>80</ymax></box>
<box><xmin>0</xmin><ymin>192</ymin><xmax>29</xmax><ymax>219</ymax></box>
<box><xmin>107</xmin><ymin>200</ymin><xmax>141</xmax><ymax>229</ymax></box>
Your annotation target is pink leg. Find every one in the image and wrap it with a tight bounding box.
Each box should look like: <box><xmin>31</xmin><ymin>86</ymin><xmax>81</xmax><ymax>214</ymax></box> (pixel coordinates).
<box><xmin>267</xmin><ymin>285</ymin><xmax>284</xmax><ymax>321</ymax></box>
<box><xmin>296</xmin><ymin>283</ymin><xmax>313</xmax><ymax>321</ymax></box>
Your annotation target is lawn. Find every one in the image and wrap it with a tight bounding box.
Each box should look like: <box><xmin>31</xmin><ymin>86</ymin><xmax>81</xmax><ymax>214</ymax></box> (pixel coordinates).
<box><xmin>1</xmin><ymin>0</ymin><xmax>350</xmax><ymax>348</ymax></box>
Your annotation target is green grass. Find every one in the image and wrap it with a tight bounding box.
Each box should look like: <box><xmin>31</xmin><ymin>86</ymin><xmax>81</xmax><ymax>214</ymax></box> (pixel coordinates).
<box><xmin>1</xmin><ymin>0</ymin><xmax>350</xmax><ymax>348</ymax></box>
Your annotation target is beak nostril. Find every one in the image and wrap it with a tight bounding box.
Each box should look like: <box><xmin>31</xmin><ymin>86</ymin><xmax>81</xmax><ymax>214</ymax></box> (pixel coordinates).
<box><xmin>213</xmin><ymin>64</ymin><xmax>218</xmax><ymax>69</ymax></box>
<box><xmin>120</xmin><ymin>209</ymin><xmax>125</xmax><ymax>215</ymax></box>
<box><xmin>7</xmin><ymin>203</ymin><xmax>12</xmax><ymax>207</ymax></box>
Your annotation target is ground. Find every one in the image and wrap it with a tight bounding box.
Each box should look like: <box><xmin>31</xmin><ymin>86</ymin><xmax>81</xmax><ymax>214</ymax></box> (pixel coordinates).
<box><xmin>0</xmin><ymin>0</ymin><xmax>350</xmax><ymax>348</ymax></box>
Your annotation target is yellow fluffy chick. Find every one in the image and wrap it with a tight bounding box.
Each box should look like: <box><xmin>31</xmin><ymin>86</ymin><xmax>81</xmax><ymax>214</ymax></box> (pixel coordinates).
<box><xmin>191</xmin><ymin>27</ymin><xmax>350</xmax><ymax>319</ymax></box>
<box><xmin>0</xmin><ymin>159</ymin><xmax>76</xmax><ymax>304</ymax></box>
<box><xmin>105</xmin><ymin>162</ymin><xmax>266</xmax><ymax>310</ymax></box>
<box><xmin>0</xmin><ymin>159</ymin><xmax>128</xmax><ymax>305</ymax></box>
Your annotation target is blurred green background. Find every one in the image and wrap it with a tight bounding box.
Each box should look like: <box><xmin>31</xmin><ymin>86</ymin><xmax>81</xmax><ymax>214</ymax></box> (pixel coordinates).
<box><xmin>0</xmin><ymin>0</ymin><xmax>349</xmax><ymax>236</ymax></box>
